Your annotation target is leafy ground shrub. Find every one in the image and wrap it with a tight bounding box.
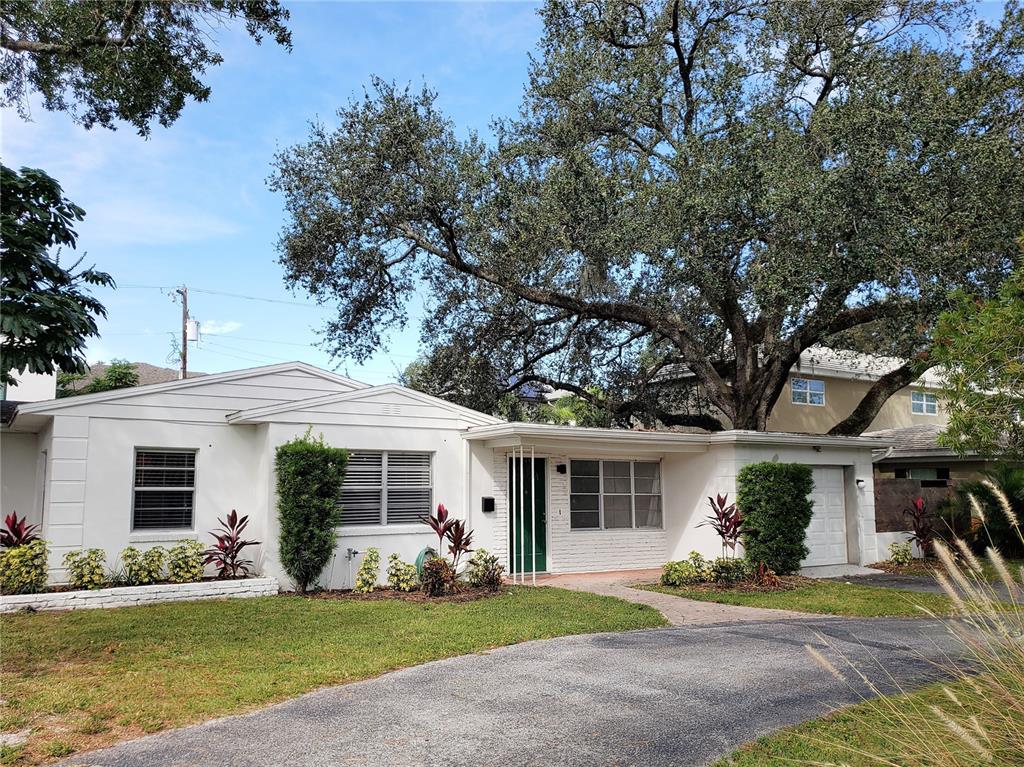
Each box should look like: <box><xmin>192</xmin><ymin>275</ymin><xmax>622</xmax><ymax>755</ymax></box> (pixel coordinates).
<box><xmin>167</xmin><ymin>540</ymin><xmax>205</xmax><ymax>583</ymax></box>
<box><xmin>709</xmin><ymin>556</ymin><xmax>751</xmax><ymax>585</ymax></box>
<box><xmin>354</xmin><ymin>548</ymin><xmax>380</xmax><ymax>593</ymax></box>
<box><xmin>738</xmin><ymin>462</ymin><xmax>814</xmax><ymax>574</ymax></box>
<box><xmin>275</xmin><ymin>430</ymin><xmax>347</xmax><ymax>592</ymax></box>
<box><xmin>466</xmin><ymin>548</ymin><xmax>504</xmax><ymax>590</ymax></box>
<box><xmin>421</xmin><ymin>557</ymin><xmax>456</xmax><ymax>597</ymax></box>
<box><xmin>63</xmin><ymin>548</ymin><xmax>106</xmax><ymax>590</ymax></box>
<box><xmin>387</xmin><ymin>553</ymin><xmax>418</xmax><ymax>592</ymax></box>
<box><xmin>0</xmin><ymin>539</ymin><xmax>49</xmax><ymax>594</ymax></box>
<box><xmin>120</xmin><ymin>546</ymin><xmax>165</xmax><ymax>585</ymax></box>
<box><xmin>888</xmin><ymin>541</ymin><xmax>914</xmax><ymax>567</ymax></box>
<box><xmin>661</xmin><ymin>551</ymin><xmax>711</xmax><ymax>586</ymax></box>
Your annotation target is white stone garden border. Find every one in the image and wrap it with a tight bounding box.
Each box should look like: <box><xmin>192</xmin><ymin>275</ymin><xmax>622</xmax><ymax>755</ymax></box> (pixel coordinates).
<box><xmin>0</xmin><ymin>577</ymin><xmax>279</xmax><ymax>614</ymax></box>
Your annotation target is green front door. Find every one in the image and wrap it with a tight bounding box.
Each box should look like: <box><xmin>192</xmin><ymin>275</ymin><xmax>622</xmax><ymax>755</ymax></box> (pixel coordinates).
<box><xmin>508</xmin><ymin>457</ymin><xmax>547</xmax><ymax>573</ymax></box>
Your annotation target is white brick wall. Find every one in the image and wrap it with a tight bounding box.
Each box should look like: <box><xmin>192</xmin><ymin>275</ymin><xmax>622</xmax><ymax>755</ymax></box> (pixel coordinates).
<box><xmin>0</xmin><ymin>577</ymin><xmax>279</xmax><ymax>614</ymax></box>
<box><xmin>495</xmin><ymin>450</ymin><xmax>670</xmax><ymax>574</ymax></box>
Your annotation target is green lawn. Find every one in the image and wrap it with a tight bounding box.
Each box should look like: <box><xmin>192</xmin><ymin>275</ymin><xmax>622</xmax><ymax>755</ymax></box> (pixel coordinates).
<box><xmin>643</xmin><ymin>581</ymin><xmax>954</xmax><ymax>617</ymax></box>
<box><xmin>712</xmin><ymin>675</ymin><xmax>1021</xmax><ymax>766</ymax></box>
<box><xmin>0</xmin><ymin>587</ymin><xmax>664</xmax><ymax>765</ymax></box>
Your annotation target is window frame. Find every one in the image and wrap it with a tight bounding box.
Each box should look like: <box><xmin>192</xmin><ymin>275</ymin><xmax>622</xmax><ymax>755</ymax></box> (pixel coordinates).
<box><xmin>338</xmin><ymin>450</ymin><xmax>434</xmax><ymax>527</ymax></box>
<box><xmin>131</xmin><ymin>447</ymin><xmax>198</xmax><ymax>531</ymax></box>
<box><xmin>791</xmin><ymin>377</ymin><xmax>826</xmax><ymax>407</ymax></box>
<box><xmin>911</xmin><ymin>390</ymin><xmax>939</xmax><ymax>416</ymax></box>
<box><xmin>568</xmin><ymin>458</ymin><xmax>663</xmax><ymax>532</ymax></box>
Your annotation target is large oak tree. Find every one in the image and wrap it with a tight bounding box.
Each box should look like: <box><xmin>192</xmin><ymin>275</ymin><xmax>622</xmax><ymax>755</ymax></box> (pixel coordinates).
<box><xmin>270</xmin><ymin>0</ymin><xmax>1024</xmax><ymax>432</ymax></box>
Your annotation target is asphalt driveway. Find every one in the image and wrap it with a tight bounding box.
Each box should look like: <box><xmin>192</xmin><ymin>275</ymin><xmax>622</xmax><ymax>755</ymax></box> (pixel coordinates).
<box><xmin>65</xmin><ymin>617</ymin><xmax>958</xmax><ymax>767</ymax></box>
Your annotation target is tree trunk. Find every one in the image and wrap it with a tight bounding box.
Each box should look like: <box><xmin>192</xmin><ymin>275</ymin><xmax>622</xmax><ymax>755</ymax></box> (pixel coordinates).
<box><xmin>827</xmin><ymin>362</ymin><xmax>928</xmax><ymax>436</ymax></box>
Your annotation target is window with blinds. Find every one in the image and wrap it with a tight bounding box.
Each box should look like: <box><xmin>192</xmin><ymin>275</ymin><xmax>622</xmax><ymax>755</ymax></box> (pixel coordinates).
<box><xmin>132</xmin><ymin>450</ymin><xmax>197</xmax><ymax>529</ymax></box>
<box><xmin>339</xmin><ymin>451</ymin><xmax>432</xmax><ymax>526</ymax></box>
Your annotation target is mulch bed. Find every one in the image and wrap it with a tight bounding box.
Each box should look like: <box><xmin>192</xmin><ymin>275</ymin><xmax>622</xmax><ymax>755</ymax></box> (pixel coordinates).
<box><xmin>670</xmin><ymin>575</ymin><xmax>812</xmax><ymax>594</ymax></box>
<box><xmin>866</xmin><ymin>561</ymin><xmax>938</xmax><ymax>576</ymax></box>
<box><xmin>295</xmin><ymin>586</ymin><xmax>505</xmax><ymax>604</ymax></box>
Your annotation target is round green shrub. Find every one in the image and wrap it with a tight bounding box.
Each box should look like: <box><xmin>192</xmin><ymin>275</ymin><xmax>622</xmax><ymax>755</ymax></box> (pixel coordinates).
<box><xmin>0</xmin><ymin>539</ymin><xmax>49</xmax><ymax>595</ymax></box>
<box><xmin>387</xmin><ymin>553</ymin><xmax>418</xmax><ymax>592</ymax></box>
<box><xmin>709</xmin><ymin>556</ymin><xmax>751</xmax><ymax>585</ymax></box>
<box><xmin>888</xmin><ymin>541</ymin><xmax>914</xmax><ymax>567</ymax></box>
<box><xmin>420</xmin><ymin>557</ymin><xmax>455</xmax><ymax>597</ymax></box>
<box><xmin>738</xmin><ymin>462</ymin><xmax>814</xmax><ymax>575</ymax></box>
<box><xmin>167</xmin><ymin>540</ymin><xmax>205</xmax><ymax>583</ymax></box>
<box><xmin>275</xmin><ymin>431</ymin><xmax>347</xmax><ymax>593</ymax></box>
<box><xmin>63</xmin><ymin>548</ymin><xmax>107</xmax><ymax>590</ymax></box>
<box><xmin>354</xmin><ymin>547</ymin><xmax>380</xmax><ymax>593</ymax></box>
<box><xmin>466</xmin><ymin>548</ymin><xmax>504</xmax><ymax>590</ymax></box>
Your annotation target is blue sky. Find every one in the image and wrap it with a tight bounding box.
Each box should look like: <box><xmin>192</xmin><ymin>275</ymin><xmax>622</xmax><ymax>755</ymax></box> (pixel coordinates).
<box><xmin>1</xmin><ymin>1</ymin><xmax>544</xmax><ymax>384</ymax></box>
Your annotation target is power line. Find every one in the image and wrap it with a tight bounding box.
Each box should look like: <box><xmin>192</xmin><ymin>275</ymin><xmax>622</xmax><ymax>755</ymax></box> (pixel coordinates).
<box><xmin>117</xmin><ymin>284</ymin><xmax>321</xmax><ymax>307</ymax></box>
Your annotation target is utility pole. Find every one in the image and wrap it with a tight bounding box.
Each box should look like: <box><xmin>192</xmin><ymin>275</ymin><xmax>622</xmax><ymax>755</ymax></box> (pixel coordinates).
<box><xmin>175</xmin><ymin>285</ymin><xmax>188</xmax><ymax>379</ymax></box>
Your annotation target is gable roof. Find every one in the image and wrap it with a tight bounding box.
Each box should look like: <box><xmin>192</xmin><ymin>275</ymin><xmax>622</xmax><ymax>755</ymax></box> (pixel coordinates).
<box><xmin>227</xmin><ymin>383</ymin><xmax>503</xmax><ymax>426</ymax></box>
<box><xmin>15</xmin><ymin>362</ymin><xmax>369</xmax><ymax>416</ymax></box>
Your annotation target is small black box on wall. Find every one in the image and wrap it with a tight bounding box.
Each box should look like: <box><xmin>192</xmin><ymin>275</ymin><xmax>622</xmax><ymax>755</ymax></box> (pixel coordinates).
<box><xmin>481</xmin><ymin>497</ymin><xmax>496</xmax><ymax>513</ymax></box>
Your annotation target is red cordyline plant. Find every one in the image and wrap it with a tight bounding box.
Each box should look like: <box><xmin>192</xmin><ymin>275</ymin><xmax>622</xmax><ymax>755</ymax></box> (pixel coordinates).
<box><xmin>905</xmin><ymin>496</ymin><xmax>936</xmax><ymax>557</ymax></box>
<box><xmin>420</xmin><ymin>504</ymin><xmax>473</xmax><ymax>567</ymax></box>
<box><xmin>698</xmin><ymin>494</ymin><xmax>743</xmax><ymax>558</ymax></box>
<box><xmin>1</xmin><ymin>512</ymin><xmax>40</xmax><ymax>548</ymax></box>
<box><xmin>203</xmin><ymin>510</ymin><xmax>260</xmax><ymax>578</ymax></box>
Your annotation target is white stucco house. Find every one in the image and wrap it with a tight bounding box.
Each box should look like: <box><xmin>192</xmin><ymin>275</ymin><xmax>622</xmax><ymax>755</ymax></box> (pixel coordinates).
<box><xmin>0</xmin><ymin>362</ymin><xmax>885</xmax><ymax>588</ymax></box>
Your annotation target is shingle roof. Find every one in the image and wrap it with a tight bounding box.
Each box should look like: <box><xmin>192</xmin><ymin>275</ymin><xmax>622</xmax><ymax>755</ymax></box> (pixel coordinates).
<box><xmin>864</xmin><ymin>424</ymin><xmax>961</xmax><ymax>458</ymax></box>
<box><xmin>61</xmin><ymin>362</ymin><xmax>207</xmax><ymax>393</ymax></box>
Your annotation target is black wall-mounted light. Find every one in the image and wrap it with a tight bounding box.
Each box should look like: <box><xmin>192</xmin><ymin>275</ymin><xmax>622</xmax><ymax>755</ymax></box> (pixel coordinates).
<box><xmin>556</xmin><ymin>463</ymin><xmax>567</xmax><ymax>474</ymax></box>
<box><xmin>481</xmin><ymin>497</ymin><xmax>496</xmax><ymax>513</ymax></box>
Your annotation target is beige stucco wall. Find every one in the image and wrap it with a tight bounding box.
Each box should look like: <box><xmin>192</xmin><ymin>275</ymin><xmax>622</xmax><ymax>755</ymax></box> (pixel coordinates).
<box><xmin>767</xmin><ymin>376</ymin><xmax>946</xmax><ymax>434</ymax></box>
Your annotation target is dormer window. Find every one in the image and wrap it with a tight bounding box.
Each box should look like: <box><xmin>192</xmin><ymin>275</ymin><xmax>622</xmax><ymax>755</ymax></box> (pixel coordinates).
<box><xmin>911</xmin><ymin>391</ymin><xmax>938</xmax><ymax>415</ymax></box>
<box><xmin>791</xmin><ymin>378</ymin><xmax>825</xmax><ymax>406</ymax></box>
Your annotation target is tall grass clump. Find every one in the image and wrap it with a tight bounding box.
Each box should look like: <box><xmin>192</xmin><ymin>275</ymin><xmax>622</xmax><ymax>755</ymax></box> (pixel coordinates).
<box><xmin>804</xmin><ymin>483</ymin><xmax>1023</xmax><ymax>766</ymax></box>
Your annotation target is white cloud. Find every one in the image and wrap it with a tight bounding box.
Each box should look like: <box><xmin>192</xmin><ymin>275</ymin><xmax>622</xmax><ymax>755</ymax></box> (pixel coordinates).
<box><xmin>200</xmin><ymin>320</ymin><xmax>243</xmax><ymax>335</ymax></box>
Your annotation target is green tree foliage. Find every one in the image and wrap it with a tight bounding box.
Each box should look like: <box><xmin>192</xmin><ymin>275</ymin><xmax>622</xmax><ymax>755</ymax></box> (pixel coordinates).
<box><xmin>958</xmin><ymin>465</ymin><xmax>1024</xmax><ymax>558</ymax></box>
<box><xmin>0</xmin><ymin>0</ymin><xmax>291</xmax><ymax>135</ymax></box>
<box><xmin>57</xmin><ymin>359</ymin><xmax>140</xmax><ymax>398</ymax></box>
<box><xmin>270</xmin><ymin>0</ymin><xmax>1024</xmax><ymax>433</ymax></box>
<box><xmin>1</xmin><ymin>164</ymin><xmax>112</xmax><ymax>387</ymax></box>
<box><xmin>934</xmin><ymin>265</ymin><xmax>1024</xmax><ymax>460</ymax></box>
<box><xmin>274</xmin><ymin>431</ymin><xmax>347</xmax><ymax>593</ymax></box>
<box><xmin>738</xmin><ymin>463</ymin><xmax>814</xmax><ymax>574</ymax></box>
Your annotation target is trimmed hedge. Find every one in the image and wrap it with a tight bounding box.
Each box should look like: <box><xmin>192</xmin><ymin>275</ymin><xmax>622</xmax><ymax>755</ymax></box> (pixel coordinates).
<box><xmin>275</xmin><ymin>431</ymin><xmax>347</xmax><ymax>593</ymax></box>
<box><xmin>738</xmin><ymin>462</ymin><xmax>814</xmax><ymax>575</ymax></box>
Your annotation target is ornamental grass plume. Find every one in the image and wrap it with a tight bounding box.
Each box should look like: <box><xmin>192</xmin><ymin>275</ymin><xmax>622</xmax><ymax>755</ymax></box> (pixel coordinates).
<box><xmin>800</xmin><ymin>522</ymin><xmax>1024</xmax><ymax>766</ymax></box>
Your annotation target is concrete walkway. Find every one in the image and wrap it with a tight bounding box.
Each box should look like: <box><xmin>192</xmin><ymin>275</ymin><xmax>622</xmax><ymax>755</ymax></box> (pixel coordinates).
<box><xmin>62</xmin><ymin>618</ymin><xmax>958</xmax><ymax>767</ymax></box>
<box><xmin>535</xmin><ymin>569</ymin><xmax>814</xmax><ymax>625</ymax></box>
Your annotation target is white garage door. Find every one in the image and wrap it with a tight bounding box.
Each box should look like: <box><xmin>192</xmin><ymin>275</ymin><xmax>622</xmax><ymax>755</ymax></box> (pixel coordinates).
<box><xmin>802</xmin><ymin>467</ymin><xmax>848</xmax><ymax>567</ymax></box>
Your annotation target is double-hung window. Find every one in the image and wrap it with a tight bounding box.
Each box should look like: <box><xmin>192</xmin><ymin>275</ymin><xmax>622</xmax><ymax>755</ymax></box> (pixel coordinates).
<box><xmin>132</xmin><ymin>449</ymin><xmax>197</xmax><ymax>530</ymax></box>
<box><xmin>791</xmin><ymin>378</ymin><xmax>825</xmax><ymax>406</ymax></box>
<box><xmin>339</xmin><ymin>451</ymin><xmax>432</xmax><ymax>526</ymax></box>
<box><xmin>569</xmin><ymin>460</ymin><xmax>662</xmax><ymax>530</ymax></box>
<box><xmin>911</xmin><ymin>391</ymin><xmax>938</xmax><ymax>415</ymax></box>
